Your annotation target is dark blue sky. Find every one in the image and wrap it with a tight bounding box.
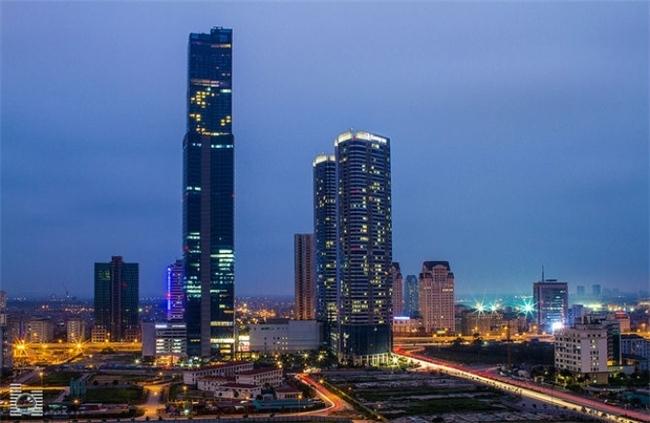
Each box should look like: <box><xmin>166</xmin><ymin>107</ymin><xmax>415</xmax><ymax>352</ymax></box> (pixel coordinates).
<box><xmin>1</xmin><ymin>2</ymin><xmax>648</xmax><ymax>297</ymax></box>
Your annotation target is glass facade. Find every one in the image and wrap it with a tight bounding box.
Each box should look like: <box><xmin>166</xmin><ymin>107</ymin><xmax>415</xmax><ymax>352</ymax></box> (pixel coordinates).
<box><xmin>183</xmin><ymin>27</ymin><xmax>235</xmax><ymax>358</ymax></box>
<box><xmin>313</xmin><ymin>154</ymin><xmax>338</xmax><ymax>350</ymax></box>
<box><xmin>167</xmin><ymin>260</ymin><xmax>185</xmax><ymax>321</ymax></box>
<box><xmin>335</xmin><ymin>130</ymin><xmax>392</xmax><ymax>365</ymax></box>
<box><xmin>533</xmin><ymin>280</ymin><xmax>568</xmax><ymax>333</ymax></box>
<box><xmin>404</xmin><ymin>274</ymin><xmax>419</xmax><ymax>318</ymax></box>
<box><xmin>94</xmin><ymin>256</ymin><xmax>139</xmax><ymax>341</ymax></box>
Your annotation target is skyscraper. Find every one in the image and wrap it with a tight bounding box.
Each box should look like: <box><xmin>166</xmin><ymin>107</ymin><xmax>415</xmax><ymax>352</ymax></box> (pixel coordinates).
<box><xmin>336</xmin><ymin>130</ymin><xmax>392</xmax><ymax>365</ymax></box>
<box><xmin>391</xmin><ymin>262</ymin><xmax>404</xmax><ymax>317</ymax></box>
<box><xmin>294</xmin><ymin>233</ymin><xmax>316</xmax><ymax>320</ymax></box>
<box><xmin>183</xmin><ymin>27</ymin><xmax>235</xmax><ymax>358</ymax></box>
<box><xmin>313</xmin><ymin>154</ymin><xmax>338</xmax><ymax>348</ymax></box>
<box><xmin>418</xmin><ymin>261</ymin><xmax>455</xmax><ymax>334</ymax></box>
<box><xmin>592</xmin><ymin>284</ymin><xmax>602</xmax><ymax>298</ymax></box>
<box><xmin>404</xmin><ymin>275</ymin><xmax>419</xmax><ymax>318</ymax></box>
<box><xmin>533</xmin><ymin>279</ymin><xmax>568</xmax><ymax>333</ymax></box>
<box><xmin>576</xmin><ymin>285</ymin><xmax>585</xmax><ymax>297</ymax></box>
<box><xmin>94</xmin><ymin>256</ymin><xmax>139</xmax><ymax>341</ymax></box>
<box><xmin>167</xmin><ymin>260</ymin><xmax>185</xmax><ymax>321</ymax></box>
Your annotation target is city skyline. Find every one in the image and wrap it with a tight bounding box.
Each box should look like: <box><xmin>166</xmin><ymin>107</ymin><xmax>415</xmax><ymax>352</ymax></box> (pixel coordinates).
<box><xmin>2</xmin><ymin>2</ymin><xmax>648</xmax><ymax>297</ymax></box>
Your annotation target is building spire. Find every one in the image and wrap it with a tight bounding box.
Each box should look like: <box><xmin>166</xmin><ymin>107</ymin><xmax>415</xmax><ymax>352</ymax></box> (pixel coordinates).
<box><xmin>542</xmin><ymin>265</ymin><xmax>545</xmax><ymax>282</ymax></box>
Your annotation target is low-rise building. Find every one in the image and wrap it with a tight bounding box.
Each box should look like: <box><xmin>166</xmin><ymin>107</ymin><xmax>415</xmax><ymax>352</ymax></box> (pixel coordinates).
<box><xmin>211</xmin><ymin>383</ymin><xmax>261</xmax><ymax>400</ymax></box>
<box><xmin>620</xmin><ymin>334</ymin><xmax>650</xmax><ymax>371</ymax></box>
<box><xmin>392</xmin><ymin>316</ymin><xmax>423</xmax><ymax>336</ymax></box>
<box><xmin>554</xmin><ymin>324</ymin><xmax>608</xmax><ymax>384</ymax></box>
<box><xmin>183</xmin><ymin>361</ymin><xmax>254</xmax><ymax>385</ymax></box>
<box><xmin>236</xmin><ymin>367</ymin><xmax>283</xmax><ymax>387</ymax></box>
<box><xmin>275</xmin><ymin>385</ymin><xmax>302</xmax><ymax>400</ymax></box>
<box><xmin>249</xmin><ymin>319</ymin><xmax>321</xmax><ymax>354</ymax></box>
<box><xmin>142</xmin><ymin>322</ymin><xmax>187</xmax><ymax>363</ymax></box>
<box><xmin>91</xmin><ymin>326</ymin><xmax>109</xmax><ymax>343</ymax></box>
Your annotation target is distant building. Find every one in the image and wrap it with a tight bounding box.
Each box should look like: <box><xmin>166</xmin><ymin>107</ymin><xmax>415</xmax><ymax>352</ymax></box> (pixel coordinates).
<box><xmin>568</xmin><ymin>304</ymin><xmax>586</xmax><ymax>326</ymax></box>
<box><xmin>142</xmin><ymin>321</ymin><xmax>187</xmax><ymax>362</ymax></box>
<box><xmin>555</xmin><ymin>324</ymin><xmax>609</xmax><ymax>384</ymax></box>
<box><xmin>576</xmin><ymin>285</ymin><xmax>585</xmax><ymax>296</ymax></box>
<box><xmin>419</xmin><ymin>261</ymin><xmax>455</xmax><ymax>334</ymax></box>
<box><xmin>313</xmin><ymin>154</ymin><xmax>338</xmax><ymax>350</ymax></box>
<box><xmin>404</xmin><ymin>275</ymin><xmax>419</xmax><ymax>318</ymax></box>
<box><xmin>592</xmin><ymin>284</ymin><xmax>602</xmax><ymax>298</ymax></box>
<box><xmin>26</xmin><ymin>318</ymin><xmax>54</xmax><ymax>343</ymax></box>
<box><xmin>620</xmin><ymin>334</ymin><xmax>650</xmax><ymax>371</ymax></box>
<box><xmin>90</xmin><ymin>325</ymin><xmax>108</xmax><ymax>343</ymax></box>
<box><xmin>248</xmin><ymin>319</ymin><xmax>321</xmax><ymax>354</ymax></box>
<box><xmin>391</xmin><ymin>263</ymin><xmax>404</xmax><ymax>317</ymax></box>
<box><xmin>0</xmin><ymin>291</ymin><xmax>9</xmax><ymax>371</ymax></box>
<box><xmin>392</xmin><ymin>316</ymin><xmax>423</xmax><ymax>336</ymax></box>
<box><xmin>167</xmin><ymin>260</ymin><xmax>185</xmax><ymax>321</ymax></box>
<box><xmin>94</xmin><ymin>256</ymin><xmax>139</xmax><ymax>341</ymax></box>
<box><xmin>532</xmin><ymin>279</ymin><xmax>568</xmax><ymax>333</ymax></box>
<box><xmin>66</xmin><ymin>319</ymin><xmax>87</xmax><ymax>343</ymax></box>
<box><xmin>294</xmin><ymin>234</ymin><xmax>315</xmax><ymax>320</ymax></box>
<box><xmin>335</xmin><ymin>130</ymin><xmax>393</xmax><ymax>365</ymax></box>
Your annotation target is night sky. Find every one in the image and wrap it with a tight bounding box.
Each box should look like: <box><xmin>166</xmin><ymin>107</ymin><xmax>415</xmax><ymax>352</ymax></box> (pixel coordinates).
<box><xmin>2</xmin><ymin>2</ymin><xmax>648</xmax><ymax>297</ymax></box>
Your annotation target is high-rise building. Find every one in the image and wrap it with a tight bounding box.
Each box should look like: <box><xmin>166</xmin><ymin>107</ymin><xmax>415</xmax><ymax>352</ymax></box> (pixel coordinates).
<box><xmin>532</xmin><ymin>279</ymin><xmax>568</xmax><ymax>333</ymax></box>
<box><xmin>335</xmin><ymin>130</ymin><xmax>392</xmax><ymax>365</ymax></box>
<box><xmin>313</xmin><ymin>154</ymin><xmax>338</xmax><ymax>348</ymax></box>
<box><xmin>94</xmin><ymin>256</ymin><xmax>139</xmax><ymax>341</ymax></box>
<box><xmin>26</xmin><ymin>318</ymin><xmax>54</xmax><ymax>343</ymax></box>
<box><xmin>167</xmin><ymin>260</ymin><xmax>185</xmax><ymax>321</ymax></box>
<box><xmin>592</xmin><ymin>284</ymin><xmax>602</xmax><ymax>298</ymax></box>
<box><xmin>294</xmin><ymin>233</ymin><xmax>315</xmax><ymax>320</ymax></box>
<box><xmin>0</xmin><ymin>291</ymin><xmax>9</xmax><ymax>371</ymax></box>
<box><xmin>576</xmin><ymin>285</ymin><xmax>585</xmax><ymax>296</ymax></box>
<box><xmin>183</xmin><ymin>27</ymin><xmax>235</xmax><ymax>358</ymax></box>
<box><xmin>391</xmin><ymin>263</ymin><xmax>404</xmax><ymax>317</ymax></box>
<box><xmin>404</xmin><ymin>275</ymin><xmax>419</xmax><ymax>318</ymax></box>
<box><xmin>418</xmin><ymin>261</ymin><xmax>455</xmax><ymax>334</ymax></box>
<box><xmin>66</xmin><ymin>319</ymin><xmax>86</xmax><ymax>343</ymax></box>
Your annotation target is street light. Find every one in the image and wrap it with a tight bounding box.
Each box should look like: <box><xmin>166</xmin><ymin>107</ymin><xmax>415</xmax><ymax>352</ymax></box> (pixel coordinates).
<box><xmin>39</xmin><ymin>371</ymin><xmax>44</xmax><ymax>386</ymax></box>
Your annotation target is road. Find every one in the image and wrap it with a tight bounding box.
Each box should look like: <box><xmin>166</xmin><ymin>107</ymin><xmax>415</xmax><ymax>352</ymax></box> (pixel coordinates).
<box><xmin>294</xmin><ymin>373</ymin><xmax>353</xmax><ymax>416</ymax></box>
<box><xmin>395</xmin><ymin>348</ymin><xmax>650</xmax><ymax>423</ymax></box>
<box><xmin>138</xmin><ymin>383</ymin><xmax>168</xmax><ymax>420</ymax></box>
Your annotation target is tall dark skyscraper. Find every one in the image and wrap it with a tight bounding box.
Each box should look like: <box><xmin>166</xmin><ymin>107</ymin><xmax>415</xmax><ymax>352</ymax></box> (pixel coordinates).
<box><xmin>391</xmin><ymin>262</ymin><xmax>404</xmax><ymax>317</ymax></box>
<box><xmin>335</xmin><ymin>130</ymin><xmax>393</xmax><ymax>365</ymax></box>
<box><xmin>94</xmin><ymin>256</ymin><xmax>139</xmax><ymax>342</ymax></box>
<box><xmin>294</xmin><ymin>233</ymin><xmax>315</xmax><ymax>320</ymax></box>
<box><xmin>183</xmin><ymin>27</ymin><xmax>235</xmax><ymax>358</ymax></box>
<box><xmin>313</xmin><ymin>154</ymin><xmax>338</xmax><ymax>349</ymax></box>
<box><xmin>167</xmin><ymin>260</ymin><xmax>185</xmax><ymax>321</ymax></box>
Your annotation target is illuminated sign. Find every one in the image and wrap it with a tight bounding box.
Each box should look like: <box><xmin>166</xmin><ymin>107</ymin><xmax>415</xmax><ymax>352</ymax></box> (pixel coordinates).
<box><xmin>10</xmin><ymin>384</ymin><xmax>43</xmax><ymax>417</ymax></box>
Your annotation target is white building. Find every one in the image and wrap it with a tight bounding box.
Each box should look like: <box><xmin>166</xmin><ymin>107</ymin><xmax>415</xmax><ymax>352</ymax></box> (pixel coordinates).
<box><xmin>26</xmin><ymin>319</ymin><xmax>54</xmax><ymax>343</ymax></box>
<box><xmin>210</xmin><ymin>383</ymin><xmax>261</xmax><ymax>400</ymax></box>
<box><xmin>555</xmin><ymin>325</ymin><xmax>609</xmax><ymax>384</ymax></box>
<box><xmin>183</xmin><ymin>361</ymin><xmax>254</xmax><ymax>385</ymax></box>
<box><xmin>249</xmin><ymin>319</ymin><xmax>321</xmax><ymax>354</ymax></box>
<box><xmin>236</xmin><ymin>367</ymin><xmax>283</xmax><ymax>387</ymax></box>
<box><xmin>418</xmin><ymin>261</ymin><xmax>455</xmax><ymax>334</ymax></box>
<box><xmin>66</xmin><ymin>319</ymin><xmax>87</xmax><ymax>343</ymax></box>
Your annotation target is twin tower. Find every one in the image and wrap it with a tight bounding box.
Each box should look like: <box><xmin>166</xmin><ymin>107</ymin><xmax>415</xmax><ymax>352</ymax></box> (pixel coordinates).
<box><xmin>313</xmin><ymin>130</ymin><xmax>393</xmax><ymax>365</ymax></box>
<box><xmin>182</xmin><ymin>27</ymin><xmax>393</xmax><ymax>364</ymax></box>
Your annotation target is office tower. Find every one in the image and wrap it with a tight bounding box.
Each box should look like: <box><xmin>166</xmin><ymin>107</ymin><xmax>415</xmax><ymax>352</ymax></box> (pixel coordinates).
<box><xmin>94</xmin><ymin>256</ymin><xmax>139</xmax><ymax>341</ymax></box>
<box><xmin>167</xmin><ymin>260</ymin><xmax>185</xmax><ymax>321</ymax></box>
<box><xmin>294</xmin><ymin>233</ymin><xmax>316</xmax><ymax>320</ymax></box>
<box><xmin>404</xmin><ymin>275</ymin><xmax>419</xmax><ymax>318</ymax></box>
<box><xmin>313</xmin><ymin>154</ymin><xmax>338</xmax><ymax>348</ymax></box>
<box><xmin>66</xmin><ymin>319</ymin><xmax>86</xmax><ymax>343</ymax></box>
<box><xmin>336</xmin><ymin>130</ymin><xmax>392</xmax><ymax>365</ymax></box>
<box><xmin>576</xmin><ymin>285</ymin><xmax>585</xmax><ymax>297</ymax></box>
<box><xmin>532</xmin><ymin>279</ymin><xmax>568</xmax><ymax>333</ymax></box>
<box><xmin>418</xmin><ymin>261</ymin><xmax>455</xmax><ymax>334</ymax></box>
<box><xmin>592</xmin><ymin>284</ymin><xmax>602</xmax><ymax>298</ymax></box>
<box><xmin>391</xmin><ymin>263</ymin><xmax>404</xmax><ymax>316</ymax></box>
<box><xmin>183</xmin><ymin>27</ymin><xmax>235</xmax><ymax>358</ymax></box>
